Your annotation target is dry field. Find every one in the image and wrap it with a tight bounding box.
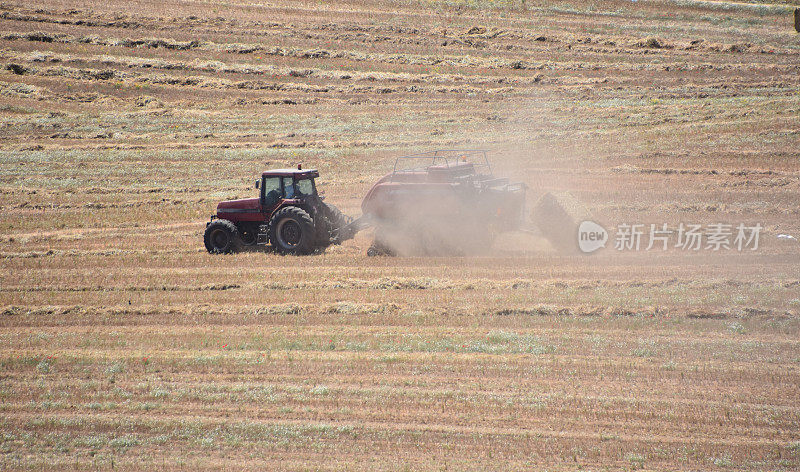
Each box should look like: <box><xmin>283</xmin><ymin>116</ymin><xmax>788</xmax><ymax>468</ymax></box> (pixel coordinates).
<box><xmin>1</xmin><ymin>0</ymin><xmax>800</xmax><ymax>470</ymax></box>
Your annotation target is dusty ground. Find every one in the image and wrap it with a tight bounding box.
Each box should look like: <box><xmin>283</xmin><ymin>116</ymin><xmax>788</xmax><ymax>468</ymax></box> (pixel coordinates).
<box><xmin>1</xmin><ymin>0</ymin><xmax>799</xmax><ymax>470</ymax></box>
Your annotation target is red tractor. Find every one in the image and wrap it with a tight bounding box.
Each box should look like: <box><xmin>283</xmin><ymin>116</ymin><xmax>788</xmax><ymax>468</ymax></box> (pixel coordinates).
<box><xmin>204</xmin><ymin>151</ymin><xmax>527</xmax><ymax>256</ymax></box>
<box><xmin>204</xmin><ymin>166</ymin><xmax>355</xmax><ymax>255</ymax></box>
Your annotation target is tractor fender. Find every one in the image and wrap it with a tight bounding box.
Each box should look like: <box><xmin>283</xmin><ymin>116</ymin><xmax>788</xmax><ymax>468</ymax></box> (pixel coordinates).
<box><xmin>267</xmin><ymin>202</ymin><xmax>315</xmax><ymax>221</ymax></box>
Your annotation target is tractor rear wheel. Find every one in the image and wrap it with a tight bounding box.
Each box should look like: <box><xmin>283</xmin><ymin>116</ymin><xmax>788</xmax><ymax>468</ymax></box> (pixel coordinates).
<box><xmin>204</xmin><ymin>219</ymin><xmax>241</xmax><ymax>254</ymax></box>
<box><xmin>269</xmin><ymin>207</ymin><xmax>315</xmax><ymax>255</ymax></box>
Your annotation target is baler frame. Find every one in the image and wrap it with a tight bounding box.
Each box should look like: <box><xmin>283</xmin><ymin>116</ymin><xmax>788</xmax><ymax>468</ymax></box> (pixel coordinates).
<box><xmin>390</xmin><ymin>149</ymin><xmax>492</xmax><ymax>177</ymax></box>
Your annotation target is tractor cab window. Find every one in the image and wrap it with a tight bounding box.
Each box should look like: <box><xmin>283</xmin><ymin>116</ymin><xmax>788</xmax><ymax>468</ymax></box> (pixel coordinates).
<box><xmin>296</xmin><ymin>178</ymin><xmax>315</xmax><ymax>197</ymax></box>
<box><xmin>282</xmin><ymin>177</ymin><xmax>295</xmax><ymax>199</ymax></box>
<box><xmin>263</xmin><ymin>177</ymin><xmax>281</xmax><ymax>207</ymax></box>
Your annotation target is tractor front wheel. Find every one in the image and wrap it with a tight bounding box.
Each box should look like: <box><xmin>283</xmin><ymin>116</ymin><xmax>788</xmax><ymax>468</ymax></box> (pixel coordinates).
<box><xmin>269</xmin><ymin>207</ymin><xmax>316</xmax><ymax>255</ymax></box>
<box><xmin>237</xmin><ymin>223</ymin><xmax>259</xmax><ymax>247</ymax></box>
<box><xmin>204</xmin><ymin>219</ymin><xmax>242</xmax><ymax>254</ymax></box>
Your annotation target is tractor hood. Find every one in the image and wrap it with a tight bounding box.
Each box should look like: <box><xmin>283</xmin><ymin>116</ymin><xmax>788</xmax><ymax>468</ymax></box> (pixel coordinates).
<box><xmin>217</xmin><ymin>197</ymin><xmax>260</xmax><ymax>212</ymax></box>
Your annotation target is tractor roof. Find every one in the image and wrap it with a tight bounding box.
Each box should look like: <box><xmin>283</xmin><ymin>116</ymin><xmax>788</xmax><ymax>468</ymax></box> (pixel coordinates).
<box><xmin>262</xmin><ymin>168</ymin><xmax>319</xmax><ymax>178</ymax></box>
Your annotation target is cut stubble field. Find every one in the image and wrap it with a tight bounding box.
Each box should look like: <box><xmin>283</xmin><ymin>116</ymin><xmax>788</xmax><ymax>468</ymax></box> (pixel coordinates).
<box><xmin>0</xmin><ymin>0</ymin><xmax>799</xmax><ymax>470</ymax></box>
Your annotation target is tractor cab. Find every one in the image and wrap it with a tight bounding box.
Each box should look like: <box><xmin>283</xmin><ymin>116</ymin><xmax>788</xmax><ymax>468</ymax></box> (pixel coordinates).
<box><xmin>258</xmin><ymin>167</ymin><xmax>320</xmax><ymax>210</ymax></box>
